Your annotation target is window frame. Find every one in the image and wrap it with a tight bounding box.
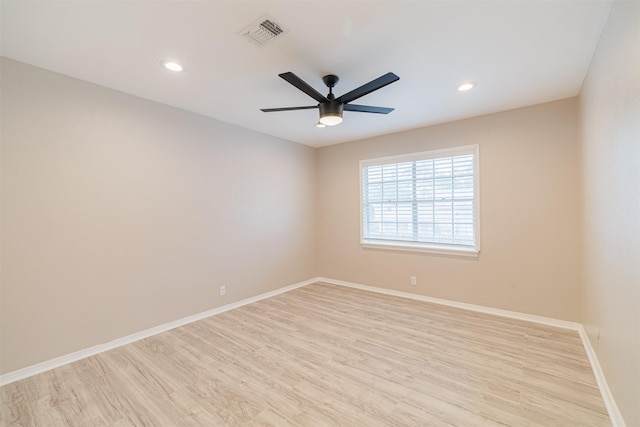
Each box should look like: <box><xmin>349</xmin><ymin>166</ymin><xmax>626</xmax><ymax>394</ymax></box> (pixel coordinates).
<box><xmin>359</xmin><ymin>145</ymin><xmax>480</xmax><ymax>257</ymax></box>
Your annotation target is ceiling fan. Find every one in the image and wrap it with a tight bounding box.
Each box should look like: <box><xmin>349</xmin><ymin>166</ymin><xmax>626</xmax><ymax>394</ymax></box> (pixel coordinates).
<box><xmin>261</xmin><ymin>72</ymin><xmax>400</xmax><ymax>127</ymax></box>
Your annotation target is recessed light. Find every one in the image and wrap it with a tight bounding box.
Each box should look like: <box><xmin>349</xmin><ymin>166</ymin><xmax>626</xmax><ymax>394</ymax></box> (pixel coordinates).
<box><xmin>162</xmin><ymin>61</ymin><xmax>183</xmax><ymax>72</ymax></box>
<box><xmin>457</xmin><ymin>82</ymin><xmax>476</xmax><ymax>92</ymax></box>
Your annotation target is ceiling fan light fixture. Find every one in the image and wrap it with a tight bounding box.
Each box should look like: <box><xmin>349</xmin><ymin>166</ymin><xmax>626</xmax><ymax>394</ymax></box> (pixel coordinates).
<box><xmin>319</xmin><ymin>102</ymin><xmax>343</xmax><ymax>126</ymax></box>
<box><xmin>319</xmin><ymin>114</ymin><xmax>343</xmax><ymax>126</ymax></box>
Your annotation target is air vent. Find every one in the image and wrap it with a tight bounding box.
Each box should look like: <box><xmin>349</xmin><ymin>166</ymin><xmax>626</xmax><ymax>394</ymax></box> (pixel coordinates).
<box><xmin>239</xmin><ymin>14</ymin><xmax>288</xmax><ymax>47</ymax></box>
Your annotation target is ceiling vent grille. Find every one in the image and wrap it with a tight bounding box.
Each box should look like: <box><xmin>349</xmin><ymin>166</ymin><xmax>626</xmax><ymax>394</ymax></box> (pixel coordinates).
<box><xmin>239</xmin><ymin>15</ymin><xmax>288</xmax><ymax>47</ymax></box>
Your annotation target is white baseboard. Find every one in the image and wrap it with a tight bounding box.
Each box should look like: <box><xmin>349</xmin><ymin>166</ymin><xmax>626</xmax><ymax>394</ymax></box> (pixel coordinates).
<box><xmin>317</xmin><ymin>277</ymin><xmax>580</xmax><ymax>329</ymax></box>
<box><xmin>0</xmin><ymin>277</ymin><xmax>316</xmax><ymax>387</ymax></box>
<box><xmin>577</xmin><ymin>326</ymin><xmax>626</xmax><ymax>427</ymax></box>
<box><xmin>1</xmin><ymin>276</ymin><xmax>625</xmax><ymax>426</ymax></box>
<box><xmin>317</xmin><ymin>277</ymin><xmax>625</xmax><ymax>427</ymax></box>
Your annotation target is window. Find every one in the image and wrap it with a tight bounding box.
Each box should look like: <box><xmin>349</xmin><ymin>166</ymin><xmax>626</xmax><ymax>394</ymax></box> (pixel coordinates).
<box><xmin>360</xmin><ymin>145</ymin><xmax>479</xmax><ymax>256</ymax></box>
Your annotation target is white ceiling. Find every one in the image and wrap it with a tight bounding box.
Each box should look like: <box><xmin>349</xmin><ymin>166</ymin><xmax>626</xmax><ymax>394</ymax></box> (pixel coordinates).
<box><xmin>0</xmin><ymin>1</ymin><xmax>612</xmax><ymax>147</ymax></box>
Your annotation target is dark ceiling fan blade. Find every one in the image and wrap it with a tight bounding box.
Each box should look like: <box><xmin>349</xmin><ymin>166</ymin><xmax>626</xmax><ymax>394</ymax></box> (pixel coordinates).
<box><xmin>343</xmin><ymin>104</ymin><xmax>395</xmax><ymax>114</ymax></box>
<box><xmin>336</xmin><ymin>72</ymin><xmax>400</xmax><ymax>104</ymax></box>
<box><xmin>260</xmin><ymin>106</ymin><xmax>318</xmax><ymax>112</ymax></box>
<box><xmin>279</xmin><ymin>72</ymin><xmax>329</xmax><ymax>103</ymax></box>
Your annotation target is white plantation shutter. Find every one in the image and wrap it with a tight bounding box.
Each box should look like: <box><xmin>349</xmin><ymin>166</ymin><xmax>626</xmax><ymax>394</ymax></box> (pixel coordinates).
<box><xmin>360</xmin><ymin>145</ymin><xmax>479</xmax><ymax>255</ymax></box>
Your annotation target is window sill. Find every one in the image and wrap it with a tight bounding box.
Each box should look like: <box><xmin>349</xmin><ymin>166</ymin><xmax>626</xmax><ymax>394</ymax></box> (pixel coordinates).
<box><xmin>361</xmin><ymin>239</ymin><xmax>479</xmax><ymax>257</ymax></box>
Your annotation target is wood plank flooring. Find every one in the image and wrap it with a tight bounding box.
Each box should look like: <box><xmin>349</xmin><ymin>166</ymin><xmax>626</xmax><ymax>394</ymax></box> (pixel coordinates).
<box><xmin>1</xmin><ymin>282</ymin><xmax>610</xmax><ymax>426</ymax></box>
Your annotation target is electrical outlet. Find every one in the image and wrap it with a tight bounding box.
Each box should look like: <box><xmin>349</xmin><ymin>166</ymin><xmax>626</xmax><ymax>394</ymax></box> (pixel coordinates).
<box><xmin>410</xmin><ymin>276</ymin><xmax>417</xmax><ymax>286</ymax></box>
<box><xmin>219</xmin><ymin>286</ymin><xmax>226</xmax><ymax>297</ymax></box>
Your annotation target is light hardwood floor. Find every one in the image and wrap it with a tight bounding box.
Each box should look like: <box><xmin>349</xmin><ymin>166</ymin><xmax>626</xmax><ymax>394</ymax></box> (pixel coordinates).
<box><xmin>1</xmin><ymin>282</ymin><xmax>610</xmax><ymax>426</ymax></box>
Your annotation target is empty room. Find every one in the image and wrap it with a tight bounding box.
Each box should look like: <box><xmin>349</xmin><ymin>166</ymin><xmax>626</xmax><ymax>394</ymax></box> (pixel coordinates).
<box><xmin>0</xmin><ymin>1</ymin><xmax>638</xmax><ymax>426</ymax></box>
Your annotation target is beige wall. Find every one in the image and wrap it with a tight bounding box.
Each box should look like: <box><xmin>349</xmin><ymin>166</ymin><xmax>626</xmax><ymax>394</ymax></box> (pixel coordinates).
<box><xmin>317</xmin><ymin>99</ymin><xmax>582</xmax><ymax>321</ymax></box>
<box><xmin>578</xmin><ymin>1</ymin><xmax>640</xmax><ymax>425</ymax></box>
<box><xmin>0</xmin><ymin>58</ymin><xmax>317</xmax><ymax>374</ymax></box>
